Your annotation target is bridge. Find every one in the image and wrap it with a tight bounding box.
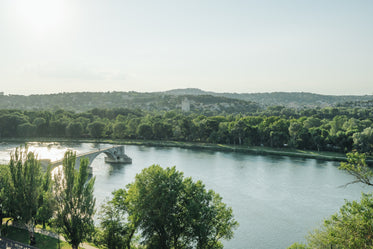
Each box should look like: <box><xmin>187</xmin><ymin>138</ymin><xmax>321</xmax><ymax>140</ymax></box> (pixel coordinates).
<box><xmin>43</xmin><ymin>145</ymin><xmax>132</xmax><ymax>171</ymax></box>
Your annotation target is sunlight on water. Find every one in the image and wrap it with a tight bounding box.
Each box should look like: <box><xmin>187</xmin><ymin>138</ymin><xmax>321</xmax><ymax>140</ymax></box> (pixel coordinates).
<box><xmin>0</xmin><ymin>142</ymin><xmax>93</xmax><ymax>164</ymax></box>
<box><xmin>0</xmin><ymin>142</ymin><xmax>365</xmax><ymax>249</ymax></box>
<box><xmin>26</xmin><ymin>142</ymin><xmax>70</xmax><ymax>161</ymax></box>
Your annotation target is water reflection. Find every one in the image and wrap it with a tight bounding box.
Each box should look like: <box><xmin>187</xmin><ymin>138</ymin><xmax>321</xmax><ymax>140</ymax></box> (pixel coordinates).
<box><xmin>0</xmin><ymin>142</ymin><xmax>365</xmax><ymax>249</ymax></box>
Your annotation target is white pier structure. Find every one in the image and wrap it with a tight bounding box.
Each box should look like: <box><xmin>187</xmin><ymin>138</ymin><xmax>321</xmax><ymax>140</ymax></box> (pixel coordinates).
<box><xmin>46</xmin><ymin>145</ymin><xmax>132</xmax><ymax>172</ymax></box>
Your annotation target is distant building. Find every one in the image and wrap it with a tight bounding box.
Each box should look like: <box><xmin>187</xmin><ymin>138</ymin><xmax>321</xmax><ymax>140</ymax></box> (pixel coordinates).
<box><xmin>181</xmin><ymin>98</ymin><xmax>190</xmax><ymax>112</ymax></box>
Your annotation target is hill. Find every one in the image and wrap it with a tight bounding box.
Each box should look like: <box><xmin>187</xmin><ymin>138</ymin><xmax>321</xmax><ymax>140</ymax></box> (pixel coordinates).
<box><xmin>163</xmin><ymin>88</ymin><xmax>373</xmax><ymax>108</ymax></box>
<box><xmin>0</xmin><ymin>89</ymin><xmax>372</xmax><ymax>113</ymax></box>
<box><xmin>0</xmin><ymin>91</ymin><xmax>260</xmax><ymax>114</ymax></box>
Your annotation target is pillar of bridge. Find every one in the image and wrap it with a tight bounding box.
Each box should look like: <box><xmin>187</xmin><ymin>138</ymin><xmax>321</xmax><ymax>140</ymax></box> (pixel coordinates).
<box><xmin>104</xmin><ymin>146</ymin><xmax>132</xmax><ymax>164</ymax></box>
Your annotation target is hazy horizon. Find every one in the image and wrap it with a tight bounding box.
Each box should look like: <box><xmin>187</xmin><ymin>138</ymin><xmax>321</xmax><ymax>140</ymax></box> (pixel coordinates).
<box><xmin>1</xmin><ymin>87</ymin><xmax>373</xmax><ymax>97</ymax></box>
<box><xmin>1</xmin><ymin>0</ymin><xmax>372</xmax><ymax>95</ymax></box>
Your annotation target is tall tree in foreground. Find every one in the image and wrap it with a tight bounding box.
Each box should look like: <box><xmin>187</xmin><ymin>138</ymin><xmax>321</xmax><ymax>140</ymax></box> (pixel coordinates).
<box><xmin>54</xmin><ymin>151</ymin><xmax>96</xmax><ymax>249</ymax></box>
<box><xmin>7</xmin><ymin>147</ymin><xmax>43</xmax><ymax>245</ymax></box>
<box><xmin>99</xmin><ymin>165</ymin><xmax>238</xmax><ymax>249</ymax></box>
<box><xmin>36</xmin><ymin>165</ymin><xmax>55</xmax><ymax>229</ymax></box>
<box><xmin>0</xmin><ymin>164</ymin><xmax>9</xmax><ymax>236</ymax></box>
<box><xmin>96</xmin><ymin>189</ymin><xmax>135</xmax><ymax>249</ymax></box>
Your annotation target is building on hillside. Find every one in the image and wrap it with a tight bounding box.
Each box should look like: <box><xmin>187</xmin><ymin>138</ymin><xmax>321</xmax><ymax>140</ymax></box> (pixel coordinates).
<box><xmin>181</xmin><ymin>98</ymin><xmax>190</xmax><ymax>112</ymax></box>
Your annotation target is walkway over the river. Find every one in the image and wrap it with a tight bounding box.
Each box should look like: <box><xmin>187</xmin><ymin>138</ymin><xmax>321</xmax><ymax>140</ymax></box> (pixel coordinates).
<box><xmin>46</xmin><ymin>145</ymin><xmax>132</xmax><ymax>170</ymax></box>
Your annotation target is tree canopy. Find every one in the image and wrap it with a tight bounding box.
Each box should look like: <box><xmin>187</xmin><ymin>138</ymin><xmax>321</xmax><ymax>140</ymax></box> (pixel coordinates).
<box><xmin>54</xmin><ymin>151</ymin><xmax>96</xmax><ymax>249</ymax></box>
<box><xmin>306</xmin><ymin>193</ymin><xmax>373</xmax><ymax>249</ymax></box>
<box><xmin>6</xmin><ymin>147</ymin><xmax>43</xmax><ymax>245</ymax></box>
<box><xmin>98</xmin><ymin>165</ymin><xmax>238</xmax><ymax>249</ymax></box>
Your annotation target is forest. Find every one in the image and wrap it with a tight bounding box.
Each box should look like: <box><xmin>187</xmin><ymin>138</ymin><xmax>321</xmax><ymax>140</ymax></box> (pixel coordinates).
<box><xmin>1</xmin><ymin>90</ymin><xmax>373</xmax><ymax>112</ymax></box>
<box><xmin>0</xmin><ymin>105</ymin><xmax>372</xmax><ymax>155</ymax></box>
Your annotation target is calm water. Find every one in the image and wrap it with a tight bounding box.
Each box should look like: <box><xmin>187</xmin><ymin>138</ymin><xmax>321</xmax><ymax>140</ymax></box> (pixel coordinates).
<box><xmin>0</xmin><ymin>142</ymin><xmax>366</xmax><ymax>249</ymax></box>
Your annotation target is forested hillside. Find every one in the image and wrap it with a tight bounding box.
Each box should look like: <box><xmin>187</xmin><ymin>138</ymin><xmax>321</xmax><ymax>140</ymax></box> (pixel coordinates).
<box><xmin>164</xmin><ymin>88</ymin><xmax>373</xmax><ymax>107</ymax></box>
<box><xmin>1</xmin><ymin>89</ymin><xmax>372</xmax><ymax>112</ymax></box>
<box><xmin>0</xmin><ymin>91</ymin><xmax>259</xmax><ymax>114</ymax></box>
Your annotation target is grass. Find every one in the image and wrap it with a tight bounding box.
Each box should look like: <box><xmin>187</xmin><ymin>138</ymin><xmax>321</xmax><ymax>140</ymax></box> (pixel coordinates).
<box><xmin>2</xmin><ymin>226</ymin><xmax>82</xmax><ymax>249</ymax></box>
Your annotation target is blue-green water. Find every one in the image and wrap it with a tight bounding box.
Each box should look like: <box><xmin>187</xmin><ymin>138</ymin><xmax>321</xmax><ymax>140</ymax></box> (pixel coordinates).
<box><xmin>0</xmin><ymin>142</ymin><xmax>365</xmax><ymax>249</ymax></box>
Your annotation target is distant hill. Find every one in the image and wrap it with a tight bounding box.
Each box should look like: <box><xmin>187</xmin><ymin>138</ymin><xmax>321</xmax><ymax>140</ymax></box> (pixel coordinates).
<box><xmin>163</xmin><ymin>88</ymin><xmax>373</xmax><ymax>108</ymax></box>
<box><xmin>0</xmin><ymin>89</ymin><xmax>372</xmax><ymax>113</ymax></box>
<box><xmin>0</xmin><ymin>91</ymin><xmax>260</xmax><ymax>114</ymax></box>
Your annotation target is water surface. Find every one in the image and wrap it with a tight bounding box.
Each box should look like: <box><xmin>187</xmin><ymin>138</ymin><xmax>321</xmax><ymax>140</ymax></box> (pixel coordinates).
<box><xmin>0</xmin><ymin>142</ymin><xmax>365</xmax><ymax>249</ymax></box>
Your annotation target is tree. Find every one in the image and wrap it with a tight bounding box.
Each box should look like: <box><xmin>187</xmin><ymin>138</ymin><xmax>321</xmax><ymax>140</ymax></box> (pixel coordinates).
<box><xmin>101</xmin><ymin>165</ymin><xmax>238</xmax><ymax>249</ymax></box>
<box><xmin>287</xmin><ymin>242</ymin><xmax>308</xmax><ymax>249</ymax></box>
<box><xmin>290</xmin><ymin>152</ymin><xmax>373</xmax><ymax>248</ymax></box>
<box><xmin>54</xmin><ymin>151</ymin><xmax>96</xmax><ymax>249</ymax></box>
<box><xmin>97</xmin><ymin>189</ymin><xmax>135</xmax><ymax>249</ymax></box>
<box><xmin>152</xmin><ymin>121</ymin><xmax>173</xmax><ymax>140</ymax></box>
<box><xmin>353</xmin><ymin>127</ymin><xmax>373</xmax><ymax>154</ymax></box>
<box><xmin>66</xmin><ymin>121</ymin><xmax>84</xmax><ymax>138</ymax></box>
<box><xmin>88</xmin><ymin>121</ymin><xmax>106</xmax><ymax>138</ymax></box>
<box><xmin>17</xmin><ymin>122</ymin><xmax>36</xmax><ymax>137</ymax></box>
<box><xmin>0</xmin><ymin>112</ymin><xmax>29</xmax><ymax>137</ymax></box>
<box><xmin>339</xmin><ymin>152</ymin><xmax>373</xmax><ymax>187</ymax></box>
<box><xmin>49</xmin><ymin>118</ymin><xmax>68</xmax><ymax>137</ymax></box>
<box><xmin>33</xmin><ymin>117</ymin><xmax>48</xmax><ymax>136</ymax></box>
<box><xmin>0</xmin><ymin>164</ymin><xmax>9</xmax><ymax>236</ymax></box>
<box><xmin>136</xmin><ymin>123</ymin><xmax>153</xmax><ymax>139</ymax></box>
<box><xmin>306</xmin><ymin>193</ymin><xmax>373</xmax><ymax>249</ymax></box>
<box><xmin>113</xmin><ymin>122</ymin><xmax>127</xmax><ymax>139</ymax></box>
<box><xmin>36</xmin><ymin>165</ymin><xmax>55</xmax><ymax>229</ymax></box>
<box><xmin>7</xmin><ymin>147</ymin><xmax>43</xmax><ymax>245</ymax></box>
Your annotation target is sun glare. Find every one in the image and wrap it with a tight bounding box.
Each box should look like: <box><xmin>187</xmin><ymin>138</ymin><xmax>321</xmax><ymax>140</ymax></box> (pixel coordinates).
<box><xmin>12</xmin><ymin>0</ymin><xmax>67</xmax><ymax>35</ymax></box>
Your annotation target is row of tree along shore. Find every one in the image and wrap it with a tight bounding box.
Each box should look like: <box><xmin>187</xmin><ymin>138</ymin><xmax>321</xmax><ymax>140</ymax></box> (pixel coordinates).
<box><xmin>0</xmin><ymin>105</ymin><xmax>372</xmax><ymax>157</ymax></box>
<box><xmin>2</xmin><ymin>137</ymin><xmax>373</xmax><ymax>165</ymax></box>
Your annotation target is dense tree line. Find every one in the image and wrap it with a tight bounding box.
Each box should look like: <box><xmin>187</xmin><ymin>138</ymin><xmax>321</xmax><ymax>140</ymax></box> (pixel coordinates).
<box><xmin>0</xmin><ymin>106</ymin><xmax>372</xmax><ymax>154</ymax></box>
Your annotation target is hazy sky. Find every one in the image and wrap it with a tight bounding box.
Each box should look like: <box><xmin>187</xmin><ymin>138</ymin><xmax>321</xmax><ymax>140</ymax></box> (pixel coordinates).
<box><xmin>0</xmin><ymin>0</ymin><xmax>372</xmax><ymax>95</ymax></box>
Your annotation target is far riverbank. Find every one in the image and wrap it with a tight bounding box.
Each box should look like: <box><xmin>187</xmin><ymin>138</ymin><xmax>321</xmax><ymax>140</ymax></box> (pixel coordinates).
<box><xmin>2</xmin><ymin>138</ymin><xmax>372</xmax><ymax>164</ymax></box>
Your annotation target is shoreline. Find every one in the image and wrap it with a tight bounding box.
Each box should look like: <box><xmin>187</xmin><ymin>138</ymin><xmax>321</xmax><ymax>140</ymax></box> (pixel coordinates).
<box><xmin>2</xmin><ymin>137</ymin><xmax>372</xmax><ymax>164</ymax></box>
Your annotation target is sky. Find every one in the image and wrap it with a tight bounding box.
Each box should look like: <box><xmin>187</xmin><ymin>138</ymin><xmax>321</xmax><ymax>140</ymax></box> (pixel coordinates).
<box><xmin>0</xmin><ymin>0</ymin><xmax>372</xmax><ymax>95</ymax></box>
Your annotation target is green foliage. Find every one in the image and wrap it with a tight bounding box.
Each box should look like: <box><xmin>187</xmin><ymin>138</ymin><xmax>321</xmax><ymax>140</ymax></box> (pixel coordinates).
<box><xmin>137</xmin><ymin>123</ymin><xmax>153</xmax><ymax>139</ymax></box>
<box><xmin>353</xmin><ymin>127</ymin><xmax>373</xmax><ymax>154</ymax></box>
<box><xmin>291</xmin><ymin>152</ymin><xmax>373</xmax><ymax>248</ymax></box>
<box><xmin>287</xmin><ymin>242</ymin><xmax>309</xmax><ymax>249</ymax></box>
<box><xmin>113</xmin><ymin>122</ymin><xmax>127</xmax><ymax>138</ymax></box>
<box><xmin>96</xmin><ymin>192</ymin><xmax>134</xmax><ymax>249</ymax></box>
<box><xmin>99</xmin><ymin>165</ymin><xmax>238</xmax><ymax>249</ymax></box>
<box><xmin>88</xmin><ymin>121</ymin><xmax>106</xmax><ymax>138</ymax></box>
<box><xmin>0</xmin><ymin>164</ymin><xmax>9</xmax><ymax>236</ymax></box>
<box><xmin>307</xmin><ymin>193</ymin><xmax>373</xmax><ymax>249</ymax></box>
<box><xmin>339</xmin><ymin>152</ymin><xmax>373</xmax><ymax>187</ymax></box>
<box><xmin>6</xmin><ymin>147</ymin><xmax>43</xmax><ymax>245</ymax></box>
<box><xmin>66</xmin><ymin>121</ymin><xmax>84</xmax><ymax>138</ymax></box>
<box><xmin>1</xmin><ymin>104</ymin><xmax>373</xmax><ymax>154</ymax></box>
<box><xmin>36</xmin><ymin>165</ymin><xmax>55</xmax><ymax>229</ymax></box>
<box><xmin>54</xmin><ymin>151</ymin><xmax>96</xmax><ymax>249</ymax></box>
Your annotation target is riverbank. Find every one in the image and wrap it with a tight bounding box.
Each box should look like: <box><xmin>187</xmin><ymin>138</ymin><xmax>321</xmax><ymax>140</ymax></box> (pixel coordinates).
<box><xmin>2</xmin><ymin>137</ymin><xmax>372</xmax><ymax>164</ymax></box>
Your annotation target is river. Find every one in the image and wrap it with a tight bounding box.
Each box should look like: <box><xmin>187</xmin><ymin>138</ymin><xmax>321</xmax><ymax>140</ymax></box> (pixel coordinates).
<box><xmin>0</xmin><ymin>142</ymin><xmax>365</xmax><ymax>249</ymax></box>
